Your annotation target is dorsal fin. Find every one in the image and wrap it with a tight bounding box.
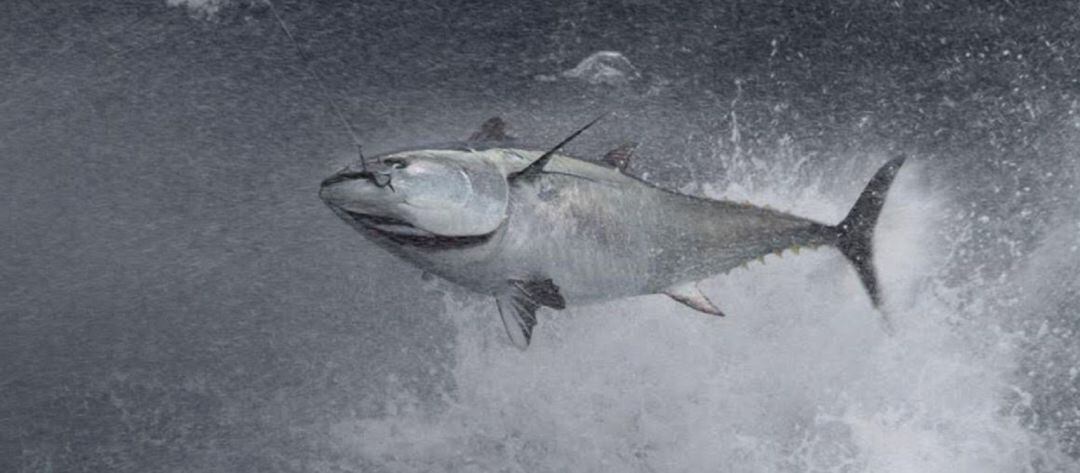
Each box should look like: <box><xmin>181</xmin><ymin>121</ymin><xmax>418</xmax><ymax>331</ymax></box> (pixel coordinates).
<box><xmin>508</xmin><ymin>114</ymin><xmax>607</xmax><ymax>182</ymax></box>
<box><xmin>469</xmin><ymin>117</ymin><xmax>513</xmax><ymax>143</ymax></box>
<box><xmin>602</xmin><ymin>142</ymin><xmax>637</xmax><ymax>171</ymax></box>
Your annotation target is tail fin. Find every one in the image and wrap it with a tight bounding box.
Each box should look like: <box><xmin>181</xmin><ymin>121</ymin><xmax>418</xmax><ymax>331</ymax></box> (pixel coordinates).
<box><xmin>831</xmin><ymin>156</ymin><xmax>906</xmax><ymax>307</ymax></box>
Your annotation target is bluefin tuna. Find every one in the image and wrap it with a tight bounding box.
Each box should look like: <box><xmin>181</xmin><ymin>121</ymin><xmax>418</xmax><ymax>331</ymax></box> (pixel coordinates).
<box><xmin>319</xmin><ymin>117</ymin><xmax>905</xmax><ymax>349</ymax></box>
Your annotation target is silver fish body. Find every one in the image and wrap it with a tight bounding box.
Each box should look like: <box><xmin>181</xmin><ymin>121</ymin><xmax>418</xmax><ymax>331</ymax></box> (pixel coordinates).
<box><xmin>320</xmin><ymin>123</ymin><xmax>905</xmax><ymax>349</ymax></box>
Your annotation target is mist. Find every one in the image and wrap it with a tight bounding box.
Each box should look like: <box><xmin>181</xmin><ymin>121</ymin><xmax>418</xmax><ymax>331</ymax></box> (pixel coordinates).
<box><xmin>3</xmin><ymin>1</ymin><xmax>1079</xmax><ymax>471</ymax></box>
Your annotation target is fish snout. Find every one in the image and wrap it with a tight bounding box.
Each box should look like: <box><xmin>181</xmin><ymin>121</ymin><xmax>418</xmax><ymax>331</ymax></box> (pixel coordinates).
<box><xmin>320</xmin><ymin>170</ymin><xmax>369</xmax><ymax>208</ymax></box>
<box><xmin>319</xmin><ymin>168</ymin><xmax>400</xmax><ymax>213</ymax></box>
<box><xmin>320</xmin><ymin>170</ymin><xmax>375</xmax><ymax>188</ymax></box>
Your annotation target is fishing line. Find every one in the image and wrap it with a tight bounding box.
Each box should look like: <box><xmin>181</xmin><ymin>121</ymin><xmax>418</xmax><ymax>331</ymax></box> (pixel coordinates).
<box><xmin>263</xmin><ymin>0</ymin><xmax>369</xmax><ymax>172</ymax></box>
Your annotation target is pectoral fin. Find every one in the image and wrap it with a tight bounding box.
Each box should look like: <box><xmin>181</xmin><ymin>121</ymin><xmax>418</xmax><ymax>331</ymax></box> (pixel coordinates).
<box><xmin>509</xmin><ymin>115</ymin><xmax>607</xmax><ymax>182</ymax></box>
<box><xmin>664</xmin><ymin>282</ymin><xmax>725</xmax><ymax>317</ymax></box>
<box><xmin>510</xmin><ymin>278</ymin><xmax>566</xmax><ymax>309</ymax></box>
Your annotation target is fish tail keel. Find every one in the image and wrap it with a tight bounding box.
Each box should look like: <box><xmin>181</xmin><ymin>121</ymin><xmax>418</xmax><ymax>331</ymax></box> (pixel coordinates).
<box><xmin>826</xmin><ymin>156</ymin><xmax>906</xmax><ymax>308</ymax></box>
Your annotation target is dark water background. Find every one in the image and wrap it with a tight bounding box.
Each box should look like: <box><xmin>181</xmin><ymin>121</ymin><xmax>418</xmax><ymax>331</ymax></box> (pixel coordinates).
<box><xmin>3</xmin><ymin>1</ymin><xmax>1079</xmax><ymax>471</ymax></box>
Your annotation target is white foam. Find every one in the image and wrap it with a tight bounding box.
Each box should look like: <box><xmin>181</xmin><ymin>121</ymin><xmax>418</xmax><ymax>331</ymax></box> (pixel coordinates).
<box><xmin>561</xmin><ymin>51</ymin><xmax>642</xmax><ymax>86</ymax></box>
<box><xmin>166</xmin><ymin>0</ymin><xmax>230</xmax><ymax>18</ymax></box>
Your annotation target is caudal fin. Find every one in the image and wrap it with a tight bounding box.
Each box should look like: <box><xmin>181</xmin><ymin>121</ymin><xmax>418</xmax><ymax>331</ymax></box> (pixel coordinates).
<box><xmin>831</xmin><ymin>156</ymin><xmax>906</xmax><ymax>307</ymax></box>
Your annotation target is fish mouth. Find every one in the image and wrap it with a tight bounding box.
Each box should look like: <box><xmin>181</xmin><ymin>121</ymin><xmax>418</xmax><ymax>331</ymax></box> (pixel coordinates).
<box><xmin>328</xmin><ymin>207</ymin><xmax>498</xmax><ymax>250</ymax></box>
<box><xmin>339</xmin><ymin>209</ymin><xmax>437</xmax><ymax>237</ymax></box>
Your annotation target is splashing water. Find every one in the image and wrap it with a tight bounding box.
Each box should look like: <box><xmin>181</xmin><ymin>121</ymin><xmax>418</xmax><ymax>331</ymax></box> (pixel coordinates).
<box><xmin>322</xmin><ymin>151</ymin><xmax>1077</xmax><ymax>472</ymax></box>
<box><xmin>166</xmin><ymin>0</ymin><xmax>230</xmax><ymax>18</ymax></box>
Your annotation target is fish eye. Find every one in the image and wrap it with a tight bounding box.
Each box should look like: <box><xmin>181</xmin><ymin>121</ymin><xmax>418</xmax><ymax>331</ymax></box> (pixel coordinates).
<box><xmin>383</xmin><ymin>158</ymin><xmax>409</xmax><ymax>169</ymax></box>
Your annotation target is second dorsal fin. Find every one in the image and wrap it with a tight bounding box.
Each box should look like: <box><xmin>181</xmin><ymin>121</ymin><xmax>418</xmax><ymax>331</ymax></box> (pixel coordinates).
<box><xmin>602</xmin><ymin>142</ymin><xmax>637</xmax><ymax>171</ymax></box>
<box><xmin>469</xmin><ymin>117</ymin><xmax>513</xmax><ymax>143</ymax></box>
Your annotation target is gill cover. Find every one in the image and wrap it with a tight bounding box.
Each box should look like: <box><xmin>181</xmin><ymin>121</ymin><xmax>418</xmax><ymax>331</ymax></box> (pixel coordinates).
<box><xmin>396</xmin><ymin>156</ymin><xmax>509</xmax><ymax>237</ymax></box>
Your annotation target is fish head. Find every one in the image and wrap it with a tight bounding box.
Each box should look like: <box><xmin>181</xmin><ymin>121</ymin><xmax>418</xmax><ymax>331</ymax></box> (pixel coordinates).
<box><xmin>319</xmin><ymin>147</ymin><xmax>509</xmax><ymax>238</ymax></box>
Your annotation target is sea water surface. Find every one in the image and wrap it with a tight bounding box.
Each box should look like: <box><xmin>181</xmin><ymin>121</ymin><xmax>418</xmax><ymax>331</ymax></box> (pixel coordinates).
<box><xmin>3</xmin><ymin>1</ymin><xmax>1079</xmax><ymax>472</ymax></box>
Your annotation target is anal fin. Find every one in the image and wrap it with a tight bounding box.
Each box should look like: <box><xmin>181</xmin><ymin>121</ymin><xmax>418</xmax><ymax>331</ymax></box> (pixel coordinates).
<box><xmin>664</xmin><ymin>282</ymin><xmax>724</xmax><ymax>317</ymax></box>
